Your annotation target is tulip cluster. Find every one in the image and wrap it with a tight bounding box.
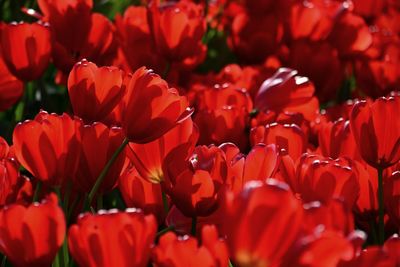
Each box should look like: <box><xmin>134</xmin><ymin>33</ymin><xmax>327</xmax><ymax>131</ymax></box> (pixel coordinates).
<box><xmin>0</xmin><ymin>0</ymin><xmax>399</xmax><ymax>266</ymax></box>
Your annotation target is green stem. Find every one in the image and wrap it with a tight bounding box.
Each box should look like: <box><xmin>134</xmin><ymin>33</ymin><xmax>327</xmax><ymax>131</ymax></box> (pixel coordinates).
<box><xmin>32</xmin><ymin>180</ymin><xmax>42</xmax><ymax>202</ymax></box>
<box><xmin>156</xmin><ymin>225</ymin><xmax>175</xmax><ymax>238</ymax></box>
<box><xmin>161</xmin><ymin>190</ymin><xmax>169</xmax><ymax>214</ymax></box>
<box><xmin>228</xmin><ymin>260</ymin><xmax>234</xmax><ymax>267</ymax></box>
<box><xmin>162</xmin><ymin>62</ymin><xmax>171</xmax><ymax>79</ymax></box>
<box><xmin>1</xmin><ymin>255</ymin><xmax>6</xmax><ymax>267</ymax></box>
<box><xmin>88</xmin><ymin>138</ymin><xmax>129</xmax><ymax>205</ymax></box>
<box><xmin>377</xmin><ymin>167</ymin><xmax>385</xmax><ymax>245</ymax></box>
<box><xmin>191</xmin><ymin>216</ymin><xmax>197</xmax><ymax>236</ymax></box>
<box><xmin>97</xmin><ymin>195</ymin><xmax>103</xmax><ymax>210</ymax></box>
<box><xmin>368</xmin><ymin>219</ymin><xmax>378</xmax><ymax>245</ymax></box>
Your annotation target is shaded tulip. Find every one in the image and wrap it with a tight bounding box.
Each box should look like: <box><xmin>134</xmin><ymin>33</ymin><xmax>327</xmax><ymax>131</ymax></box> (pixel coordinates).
<box><xmin>250</xmin><ymin>123</ymin><xmax>307</xmax><ymax>161</ymax></box>
<box><xmin>293</xmin><ymin>154</ymin><xmax>360</xmax><ymax>208</ymax></box>
<box><xmin>194</xmin><ymin>106</ymin><xmax>249</xmax><ymax>151</ymax></box>
<box><xmin>318</xmin><ymin>118</ymin><xmax>361</xmax><ymax>160</ymax></box>
<box><xmin>0</xmin><ymin>51</ymin><xmax>23</xmax><ymax>111</ymax></box>
<box><xmin>302</xmin><ymin>200</ymin><xmax>355</xmax><ymax>236</ymax></box>
<box><xmin>38</xmin><ymin>0</ymin><xmax>93</xmax><ymax>55</ymax></box>
<box><xmin>384</xmin><ymin>171</ymin><xmax>400</xmax><ymax>228</ymax></box>
<box><xmin>0</xmin><ymin>193</ymin><xmax>66</xmax><ymax>267</ymax></box>
<box><xmin>68</xmin><ymin>209</ymin><xmax>157</xmax><ymax>267</ymax></box>
<box><xmin>1</xmin><ymin>22</ymin><xmax>52</xmax><ymax>81</ymax></box>
<box><xmin>165</xmin><ymin>205</ymin><xmax>226</xmax><ymax>237</ymax></box>
<box><xmin>67</xmin><ymin>59</ymin><xmax>126</xmax><ymax>123</ymax></box>
<box><xmin>115</xmin><ymin>6</ymin><xmax>165</xmax><ymax>73</ymax></box>
<box><xmin>119</xmin><ymin>165</ymin><xmax>166</xmax><ymax>224</ymax></box>
<box><xmin>163</xmin><ymin>145</ymin><xmax>228</xmax><ymax>217</ymax></box>
<box><xmin>73</xmin><ymin>122</ymin><xmax>126</xmax><ymax>194</ymax></box>
<box><xmin>328</xmin><ymin>12</ymin><xmax>373</xmax><ymax>57</ymax></box>
<box><xmin>149</xmin><ymin>0</ymin><xmax>207</xmax><ymax>69</ymax></box>
<box><xmin>120</xmin><ymin>67</ymin><xmax>190</xmax><ymax>143</ymax></box>
<box><xmin>220</xmin><ymin>143</ymin><xmax>280</xmax><ymax>193</ymax></box>
<box><xmin>224</xmin><ymin>179</ymin><xmax>303</xmax><ymax>267</ymax></box>
<box><xmin>339</xmin><ymin>246</ymin><xmax>397</xmax><ymax>267</ymax></box>
<box><xmin>255</xmin><ymin>68</ymin><xmax>319</xmax><ymax>121</ymax></box>
<box><xmin>128</xmin><ymin>116</ymin><xmax>198</xmax><ymax>183</ymax></box>
<box><xmin>152</xmin><ymin>225</ymin><xmax>229</xmax><ymax>267</ymax></box>
<box><xmin>350</xmin><ymin>96</ymin><xmax>400</xmax><ymax>169</ymax></box>
<box><xmin>282</xmin><ymin>230</ymin><xmax>364</xmax><ymax>267</ymax></box>
<box><xmin>383</xmin><ymin>234</ymin><xmax>400</xmax><ymax>264</ymax></box>
<box><xmin>13</xmin><ymin>111</ymin><xmax>82</xmax><ymax>186</ymax></box>
<box><xmin>230</xmin><ymin>12</ymin><xmax>283</xmax><ymax>64</ymax></box>
<box><xmin>288</xmin><ymin>40</ymin><xmax>343</xmax><ymax>103</ymax></box>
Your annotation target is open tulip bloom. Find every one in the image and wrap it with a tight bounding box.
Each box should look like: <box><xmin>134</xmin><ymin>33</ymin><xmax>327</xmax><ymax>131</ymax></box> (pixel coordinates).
<box><xmin>0</xmin><ymin>0</ymin><xmax>400</xmax><ymax>266</ymax></box>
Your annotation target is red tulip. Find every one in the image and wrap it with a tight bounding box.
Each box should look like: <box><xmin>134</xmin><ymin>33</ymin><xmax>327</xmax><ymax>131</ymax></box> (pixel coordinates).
<box><xmin>152</xmin><ymin>225</ymin><xmax>228</xmax><ymax>267</ymax></box>
<box><xmin>318</xmin><ymin>118</ymin><xmax>361</xmax><ymax>160</ymax></box>
<box><xmin>115</xmin><ymin>6</ymin><xmax>165</xmax><ymax>73</ymax></box>
<box><xmin>1</xmin><ymin>22</ymin><xmax>52</xmax><ymax>81</ymax></box>
<box><xmin>383</xmin><ymin>234</ymin><xmax>400</xmax><ymax>264</ymax></box>
<box><xmin>339</xmin><ymin>246</ymin><xmax>397</xmax><ymax>267</ymax></box>
<box><xmin>230</xmin><ymin>12</ymin><xmax>283</xmax><ymax>63</ymax></box>
<box><xmin>302</xmin><ymin>200</ymin><xmax>355</xmax><ymax>236</ymax></box>
<box><xmin>384</xmin><ymin>171</ymin><xmax>400</xmax><ymax>228</ymax></box>
<box><xmin>194</xmin><ymin>106</ymin><xmax>249</xmax><ymax>151</ymax></box>
<box><xmin>250</xmin><ymin>123</ymin><xmax>307</xmax><ymax>161</ymax></box>
<box><xmin>148</xmin><ymin>0</ymin><xmax>207</xmax><ymax>69</ymax></box>
<box><xmin>38</xmin><ymin>0</ymin><xmax>93</xmax><ymax>55</ymax></box>
<box><xmin>120</xmin><ymin>67</ymin><xmax>190</xmax><ymax>143</ymax></box>
<box><xmin>68</xmin><ymin>209</ymin><xmax>157</xmax><ymax>267</ymax></box>
<box><xmin>128</xmin><ymin>116</ymin><xmax>198</xmax><ymax>183</ymax></box>
<box><xmin>224</xmin><ymin>179</ymin><xmax>303</xmax><ymax>267</ymax></box>
<box><xmin>350</xmin><ymin>96</ymin><xmax>400</xmax><ymax>169</ymax></box>
<box><xmin>73</xmin><ymin>122</ymin><xmax>126</xmax><ymax>194</ymax></box>
<box><xmin>293</xmin><ymin>154</ymin><xmax>360</xmax><ymax>208</ymax></box>
<box><xmin>118</xmin><ymin>165</ymin><xmax>166</xmax><ymax>224</ymax></box>
<box><xmin>288</xmin><ymin>40</ymin><xmax>343</xmax><ymax>103</ymax></box>
<box><xmin>52</xmin><ymin>12</ymin><xmax>117</xmax><ymax>74</ymax></box>
<box><xmin>67</xmin><ymin>59</ymin><xmax>126</xmax><ymax>123</ymax></box>
<box><xmin>220</xmin><ymin>143</ymin><xmax>280</xmax><ymax>193</ymax></box>
<box><xmin>0</xmin><ymin>51</ymin><xmax>23</xmax><ymax>111</ymax></box>
<box><xmin>352</xmin><ymin>0</ymin><xmax>387</xmax><ymax>18</ymax></box>
<box><xmin>13</xmin><ymin>111</ymin><xmax>82</xmax><ymax>186</ymax></box>
<box><xmin>351</xmin><ymin>160</ymin><xmax>379</xmax><ymax>219</ymax></box>
<box><xmin>0</xmin><ymin>193</ymin><xmax>66</xmax><ymax>267</ymax></box>
<box><xmin>163</xmin><ymin>145</ymin><xmax>228</xmax><ymax>217</ymax></box>
<box><xmin>328</xmin><ymin>12</ymin><xmax>373</xmax><ymax>57</ymax></box>
<box><xmin>254</xmin><ymin>68</ymin><xmax>319</xmax><ymax>121</ymax></box>
<box><xmin>283</xmin><ymin>230</ymin><xmax>363</xmax><ymax>267</ymax></box>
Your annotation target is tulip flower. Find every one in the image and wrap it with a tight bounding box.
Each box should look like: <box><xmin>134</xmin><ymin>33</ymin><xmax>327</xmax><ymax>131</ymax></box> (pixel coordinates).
<box><xmin>119</xmin><ymin>165</ymin><xmax>166</xmax><ymax>224</ymax></box>
<box><xmin>220</xmin><ymin>143</ymin><xmax>280</xmax><ymax>193</ymax></box>
<box><xmin>0</xmin><ymin>52</ymin><xmax>23</xmax><ymax>111</ymax></box>
<box><xmin>163</xmin><ymin>144</ymin><xmax>228</xmax><ymax>218</ymax></box>
<box><xmin>250</xmin><ymin>123</ymin><xmax>307</xmax><ymax>161</ymax></box>
<box><xmin>73</xmin><ymin>122</ymin><xmax>126</xmax><ymax>195</ymax></box>
<box><xmin>120</xmin><ymin>67</ymin><xmax>190</xmax><ymax>143</ymax></box>
<box><xmin>128</xmin><ymin>116</ymin><xmax>198</xmax><ymax>183</ymax></box>
<box><xmin>148</xmin><ymin>0</ymin><xmax>207</xmax><ymax>69</ymax></box>
<box><xmin>318</xmin><ymin>118</ymin><xmax>361</xmax><ymax>161</ymax></box>
<box><xmin>350</xmin><ymin>96</ymin><xmax>400</xmax><ymax>243</ymax></box>
<box><xmin>384</xmin><ymin>171</ymin><xmax>400</xmax><ymax>229</ymax></box>
<box><xmin>1</xmin><ymin>22</ymin><xmax>52</xmax><ymax>81</ymax></box>
<box><xmin>224</xmin><ymin>179</ymin><xmax>303</xmax><ymax>267</ymax></box>
<box><xmin>67</xmin><ymin>59</ymin><xmax>126</xmax><ymax>123</ymax></box>
<box><xmin>255</xmin><ymin>68</ymin><xmax>319</xmax><ymax>122</ymax></box>
<box><xmin>152</xmin><ymin>225</ymin><xmax>229</xmax><ymax>267</ymax></box>
<box><xmin>13</xmin><ymin>111</ymin><xmax>82</xmax><ymax>187</ymax></box>
<box><xmin>0</xmin><ymin>193</ymin><xmax>66</xmax><ymax>267</ymax></box>
<box><xmin>293</xmin><ymin>154</ymin><xmax>360</xmax><ymax>208</ymax></box>
<box><xmin>115</xmin><ymin>6</ymin><xmax>165</xmax><ymax>73</ymax></box>
<box><xmin>68</xmin><ymin>209</ymin><xmax>157</xmax><ymax>267</ymax></box>
<box><xmin>350</xmin><ymin>96</ymin><xmax>400</xmax><ymax>169</ymax></box>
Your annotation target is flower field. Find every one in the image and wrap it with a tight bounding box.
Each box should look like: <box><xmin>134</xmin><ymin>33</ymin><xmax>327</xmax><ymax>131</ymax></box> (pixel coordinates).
<box><xmin>0</xmin><ymin>0</ymin><xmax>399</xmax><ymax>266</ymax></box>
